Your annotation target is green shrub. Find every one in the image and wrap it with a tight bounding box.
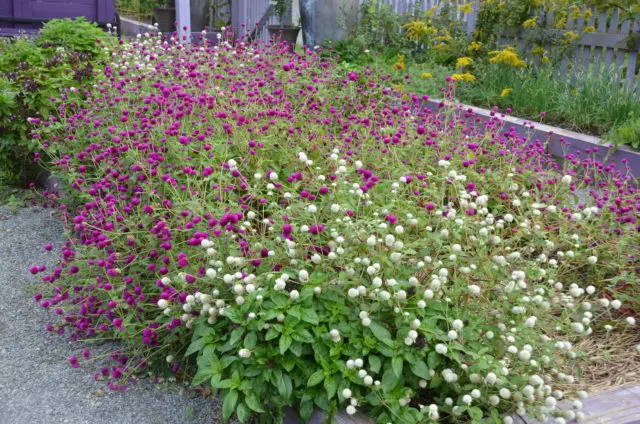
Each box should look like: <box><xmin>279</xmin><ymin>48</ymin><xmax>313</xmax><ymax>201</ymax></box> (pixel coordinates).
<box><xmin>37</xmin><ymin>17</ymin><xmax>108</xmax><ymax>58</ymax></box>
<box><xmin>0</xmin><ymin>19</ymin><xmax>112</xmax><ymax>185</ymax></box>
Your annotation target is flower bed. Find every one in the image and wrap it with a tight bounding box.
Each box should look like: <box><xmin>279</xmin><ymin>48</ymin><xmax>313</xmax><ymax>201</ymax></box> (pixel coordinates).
<box><xmin>32</xmin><ymin>33</ymin><xmax>639</xmax><ymax>424</ymax></box>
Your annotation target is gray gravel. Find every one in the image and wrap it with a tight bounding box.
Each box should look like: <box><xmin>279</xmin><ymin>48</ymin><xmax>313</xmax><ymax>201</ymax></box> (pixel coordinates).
<box><xmin>0</xmin><ymin>205</ymin><xmax>225</xmax><ymax>424</ymax></box>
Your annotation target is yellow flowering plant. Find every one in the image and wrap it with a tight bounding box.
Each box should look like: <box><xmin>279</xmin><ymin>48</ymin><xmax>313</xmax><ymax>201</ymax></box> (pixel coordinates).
<box><xmin>488</xmin><ymin>46</ymin><xmax>526</xmax><ymax>67</ymax></box>
<box><xmin>522</xmin><ymin>16</ymin><xmax>538</xmax><ymax>29</ymax></box>
<box><xmin>403</xmin><ymin>20</ymin><xmax>436</xmax><ymax>43</ymax></box>
<box><xmin>468</xmin><ymin>41</ymin><xmax>483</xmax><ymax>53</ymax></box>
<box><xmin>455</xmin><ymin>56</ymin><xmax>473</xmax><ymax>68</ymax></box>
<box><xmin>450</xmin><ymin>72</ymin><xmax>476</xmax><ymax>82</ymax></box>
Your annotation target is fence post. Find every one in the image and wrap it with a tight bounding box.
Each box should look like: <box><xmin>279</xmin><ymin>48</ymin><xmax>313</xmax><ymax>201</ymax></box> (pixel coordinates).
<box><xmin>176</xmin><ymin>0</ymin><xmax>191</xmax><ymax>42</ymax></box>
<box><xmin>466</xmin><ymin>0</ymin><xmax>479</xmax><ymax>37</ymax></box>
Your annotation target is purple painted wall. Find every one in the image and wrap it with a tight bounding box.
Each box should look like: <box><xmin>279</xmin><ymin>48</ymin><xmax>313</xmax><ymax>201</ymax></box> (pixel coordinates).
<box><xmin>0</xmin><ymin>0</ymin><xmax>116</xmax><ymax>35</ymax></box>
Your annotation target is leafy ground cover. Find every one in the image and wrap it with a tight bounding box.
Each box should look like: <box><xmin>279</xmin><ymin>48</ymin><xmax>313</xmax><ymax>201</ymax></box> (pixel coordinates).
<box><xmin>31</xmin><ymin>32</ymin><xmax>640</xmax><ymax>424</ymax></box>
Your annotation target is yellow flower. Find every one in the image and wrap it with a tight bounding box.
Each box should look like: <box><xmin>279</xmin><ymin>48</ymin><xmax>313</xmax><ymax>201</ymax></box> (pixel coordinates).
<box><xmin>569</xmin><ymin>5</ymin><xmax>581</xmax><ymax>20</ymax></box>
<box><xmin>584</xmin><ymin>26</ymin><xmax>596</xmax><ymax>33</ymax></box>
<box><xmin>555</xmin><ymin>17</ymin><xmax>567</xmax><ymax>29</ymax></box>
<box><xmin>531</xmin><ymin>46</ymin><xmax>545</xmax><ymax>56</ymax></box>
<box><xmin>488</xmin><ymin>47</ymin><xmax>526</xmax><ymax>67</ymax></box>
<box><xmin>523</xmin><ymin>17</ymin><xmax>538</xmax><ymax>29</ymax></box>
<box><xmin>450</xmin><ymin>72</ymin><xmax>476</xmax><ymax>82</ymax></box>
<box><xmin>434</xmin><ymin>34</ymin><xmax>453</xmax><ymax>42</ymax></box>
<box><xmin>425</xmin><ymin>5</ymin><xmax>438</xmax><ymax>16</ymax></box>
<box><xmin>403</xmin><ymin>20</ymin><xmax>436</xmax><ymax>42</ymax></box>
<box><xmin>564</xmin><ymin>31</ymin><xmax>580</xmax><ymax>42</ymax></box>
<box><xmin>420</xmin><ymin>72</ymin><xmax>433</xmax><ymax>78</ymax></box>
<box><xmin>456</xmin><ymin>57</ymin><xmax>473</xmax><ymax>68</ymax></box>
<box><xmin>469</xmin><ymin>41</ymin><xmax>483</xmax><ymax>52</ymax></box>
<box><xmin>500</xmin><ymin>88</ymin><xmax>512</xmax><ymax>97</ymax></box>
<box><xmin>434</xmin><ymin>43</ymin><xmax>453</xmax><ymax>52</ymax></box>
<box><xmin>542</xmin><ymin>56</ymin><xmax>550</xmax><ymax>65</ymax></box>
<box><xmin>584</xmin><ymin>9</ymin><xmax>593</xmax><ymax>20</ymax></box>
<box><xmin>459</xmin><ymin>3</ymin><xmax>473</xmax><ymax>14</ymax></box>
<box><xmin>391</xmin><ymin>83</ymin><xmax>404</xmax><ymax>92</ymax></box>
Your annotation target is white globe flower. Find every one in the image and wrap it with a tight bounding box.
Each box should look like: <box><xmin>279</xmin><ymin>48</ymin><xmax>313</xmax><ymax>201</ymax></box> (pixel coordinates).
<box><xmin>342</xmin><ymin>388</ymin><xmax>352</xmax><ymax>399</ymax></box>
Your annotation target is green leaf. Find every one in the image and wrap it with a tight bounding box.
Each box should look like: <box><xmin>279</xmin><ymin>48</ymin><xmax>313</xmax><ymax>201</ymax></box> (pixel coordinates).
<box><xmin>277</xmin><ymin>374</ymin><xmax>293</xmax><ymax>399</ymax></box>
<box><xmin>410</xmin><ymin>360</ymin><xmax>430</xmax><ymax>379</ymax></box>
<box><xmin>369</xmin><ymin>321</ymin><xmax>394</xmax><ymax>347</ymax></box>
<box><xmin>301</xmin><ymin>308</ymin><xmax>319</xmax><ymax>325</ymax></box>
<box><xmin>244</xmin><ymin>332</ymin><xmax>258</xmax><ymax>349</ymax></box>
<box><xmin>307</xmin><ymin>370</ymin><xmax>325</xmax><ymax>387</ymax></box>
<box><xmin>314</xmin><ymin>389</ymin><xmax>329</xmax><ymax>410</ymax></box>
<box><xmin>292</xmin><ymin>329</ymin><xmax>314</xmax><ymax>343</ymax></box>
<box><xmin>244</xmin><ymin>393</ymin><xmax>265</xmax><ymax>413</ymax></box>
<box><xmin>211</xmin><ymin>377</ymin><xmax>233</xmax><ymax>389</ymax></box>
<box><xmin>300</xmin><ymin>397</ymin><xmax>314</xmax><ymax>421</ymax></box>
<box><xmin>392</xmin><ymin>356</ymin><xmax>404</xmax><ymax>378</ymax></box>
<box><xmin>366</xmin><ymin>391</ymin><xmax>381</xmax><ymax>406</ymax></box>
<box><xmin>288</xmin><ymin>305</ymin><xmax>301</xmax><ymax>320</ymax></box>
<box><xmin>324</xmin><ymin>374</ymin><xmax>338</xmax><ymax>399</ymax></box>
<box><xmin>228</xmin><ymin>327</ymin><xmax>244</xmax><ymax>347</ymax></box>
<box><xmin>369</xmin><ymin>355</ymin><xmax>382</xmax><ymax>373</ymax></box>
<box><xmin>265</xmin><ymin>327</ymin><xmax>279</xmax><ymax>341</ymax></box>
<box><xmin>222</xmin><ymin>390</ymin><xmax>239</xmax><ymax>421</ymax></box>
<box><xmin>185</xmin><ymin>337</ymin><xmax>208</xmax><ymax>356</ymax></box>
<box><xmin>236</xmin><ymin>402</ymin><xmax>251</xmax><ymax>423</ymax></box>
<box><xmin>469</xmin><ymin>406</ymin><xmax>484</xmax><ymax>422</ymax></box>
<box><xmin>225</xmin><ymin>307</ymin><xmax>244</xmax><ymax>324</ymax></box>
<box><xmin>427</xmin><ymin>351</ymin><xmax>441</xmax><ymax>369</ymax></box>
<box><xmin>279</xmin><ymin>334</ymin><xmax>293</xmax><ymax>354</ymax></box>
<box><xmin>381</xmin><ymin>368</ymin><xmax>399</xmax><ymax>393</ymax></box>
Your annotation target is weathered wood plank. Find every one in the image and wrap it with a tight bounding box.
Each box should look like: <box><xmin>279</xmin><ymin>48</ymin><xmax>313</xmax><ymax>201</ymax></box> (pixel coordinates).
<box><xmin>559</xmin><ymin>14</ymin><xmax>575</xmax><ymax>77</ymax></box>
<box><xmin>613</xmin><ymin>19</ymin><xmax>631</xmax><ymax>85</ymax></box>
<box><xmin>570</xmin><ymin>9</ymin><xmax>586</xmax><ymax>83</ymax></box>
<box><xmin>582</xmin><ymin>13</ymin><xmax>596</xmax><ymax>75</ymax></box>
<box><xmin>604</xmin><ymin>8</ymin><xmax>619</xmax><ymax>76</ymax></box>
<box><xmin>626</xmin><ymin>21</ymin><xmax>639</xmax><ymax>90</ymax></box>
<box><xmin>590</xmin><ymin>11</ymin><xmax>608</xmax><ymax>78</ymax></box>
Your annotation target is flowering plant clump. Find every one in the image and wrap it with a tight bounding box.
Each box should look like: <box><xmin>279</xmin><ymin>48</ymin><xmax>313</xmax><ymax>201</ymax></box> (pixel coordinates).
<box><xmin>33</xmin><ymin>32</ymin><xmax>639</xmax><ymax>424</ymax></box>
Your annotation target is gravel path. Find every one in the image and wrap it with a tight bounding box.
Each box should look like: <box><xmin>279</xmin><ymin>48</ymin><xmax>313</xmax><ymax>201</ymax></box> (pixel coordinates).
<box><xmin>0</xmin><ymin>205</ymin><xmax>225</xmax><ymax>424</ymax></box>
